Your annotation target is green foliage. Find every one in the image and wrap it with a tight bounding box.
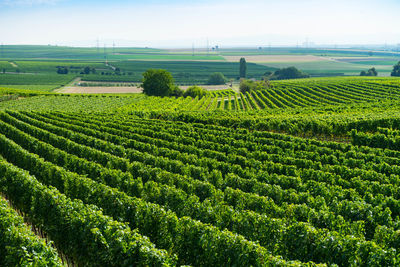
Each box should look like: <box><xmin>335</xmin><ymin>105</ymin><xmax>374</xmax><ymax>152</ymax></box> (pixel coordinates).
<box><xmin>141</xmin><ymin>69</ymin><xmax>175</xmax><ymax>96</ymax></box>
<box><xmin>239</xmin><ymin>79</ymin><xmax>256</xmax><ymax>93</ymax></box>
<box><xmin>1</xmin><ymin>110</ymin><xmax>400</xmax><ymax>265</ymax></box>
<box><xmin>269</xmin><ymin>66</ymin><xmax>310</xmax><ymax>80</ymax></box>
<box><xmin>0</xmin><ymin>156</ymin><xmax>176</xmax><ymax>266</ymax></box>
<box><xmin>239</xmin><ymin>57</ymin><xmax>247</xmax><ymax>78</ymax></box>
<box><xmin>360</xmin><ymin>67</ymin><xmax>378</xmax><ymax>76</ymax></box>
<box><xmin>169</xmin><ymin>85</ymin><xmax>184</xmax><ymax>97</ymax></box>
<box><xmin>0</xmin><ymin>197</ymin><xmax>62</xmax><ymax>266</ymax></box>
<box><xmin>391</xmin><ymin>61</ymin><xmax>400</xmax><ymax>77</ymax></box>
<box><xmin>207</xmin><ymin>72</ymin><xmax>227</xmax><ymax>85</ymax></box>
<box><xmin>83</xmin><ymin>66</ymin><xmax>91</xmax><ymax>75</ymax></box>
<box><xmin>56</xmin><ymin>66</ymin><xmax>68</xmax><ymax>74</ymax></box>
<box><xmin>183</xmin><ymin>85</ymin><xmax>207</xmax><ymax>98</ymax></box>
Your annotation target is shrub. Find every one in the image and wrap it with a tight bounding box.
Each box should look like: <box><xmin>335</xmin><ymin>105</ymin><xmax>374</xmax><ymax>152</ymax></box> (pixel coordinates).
<box><xmin>183</xmin><ymin>86</ymin><xmax>207</xmax><ymax>98</ymax></box>
<box><xmin>207</xmin><ymin>72</ymin><xmax>227</xmax><ymax>85</ymax></box>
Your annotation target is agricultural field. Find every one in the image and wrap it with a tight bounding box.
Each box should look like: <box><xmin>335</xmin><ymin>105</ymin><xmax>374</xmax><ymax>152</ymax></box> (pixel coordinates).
<box><xmin>0</xmin><ymin>73</ymin><xmax>75</xmax><ymax>91</ymax></box>
<box><xmin>1</xmin><ymin>46</ymin><xmax>400</xmax><ymax>90</ymax></box>
<box><xmin>2</xmin><ymin>99</ymin><xmax>400</xmax><ymax>265</ymax></box>
<box><xmin>2</xmin><ymin>46</ymin><xmax>400</xmax><ymax>266</ymax></box>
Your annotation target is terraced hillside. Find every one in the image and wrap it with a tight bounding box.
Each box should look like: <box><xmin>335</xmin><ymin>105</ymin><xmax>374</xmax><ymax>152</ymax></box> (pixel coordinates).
<box><xmin>1</xmin><ymin>110</ymin><xmax>400</xmax><ymax>265</ymax></box>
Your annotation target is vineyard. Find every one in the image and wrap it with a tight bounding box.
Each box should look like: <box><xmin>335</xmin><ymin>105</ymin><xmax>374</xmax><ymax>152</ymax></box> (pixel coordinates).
<box><xmin>1</xmin><ymin>76</ymin><xmax>400</xmax><ymax>265</ymax></box>
<box><xmin>1</xmin><ymin>109</ymin><xmax>400</xmax><ymax>265</ymax></box>
<box><xmin>2</xmin><ymin>77</ymin><xmax>400</xmax><ymax>113</ymax></box>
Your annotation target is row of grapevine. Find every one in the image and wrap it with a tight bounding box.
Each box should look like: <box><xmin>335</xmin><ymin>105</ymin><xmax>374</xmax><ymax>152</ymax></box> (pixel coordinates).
<box><xmin>2</xmin><ymin>110</ymin><xmax>400</xmax><ymax>265</ymax></box>
<box><xmin>0</xmin><ymin>158</ymin><xmax>175</xmax><ymax>266</ymax></box>
<box><xmin>0</xmin><ymin>196</ymin><xmax>62</xmax><ymax>266</ymax></box>
<box><xmin>0</xmin><ymin>112</ymin><xmax>315</xmax><ymax>266</ymax></box>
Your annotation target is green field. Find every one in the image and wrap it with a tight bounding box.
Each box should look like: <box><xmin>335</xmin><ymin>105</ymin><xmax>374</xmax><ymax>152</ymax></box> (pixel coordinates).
<box><xmin>0</xmin><ymin>73</ymin><xmax>75</xmax><ymax>91</ymax></box>
<box><xmin>0</xmin><ymin>45</ymin><xmax>224</xmax><ymax>61</ymax></box>
<box><xmin>3</xmin><ymin>45</ymin><xmax>400</xmax><ymax>266</ymax></box>
<box><xmin>1</xmin><ymin>45</ymin><xmax>399</xmax><ymax>89</ymax></box>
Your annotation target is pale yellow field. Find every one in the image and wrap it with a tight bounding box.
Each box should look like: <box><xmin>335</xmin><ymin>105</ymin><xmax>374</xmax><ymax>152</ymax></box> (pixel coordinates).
<box><xmin>223</xmin><ymin>55</ymin><xmax>327</xmax><ymax>63</ymax></box>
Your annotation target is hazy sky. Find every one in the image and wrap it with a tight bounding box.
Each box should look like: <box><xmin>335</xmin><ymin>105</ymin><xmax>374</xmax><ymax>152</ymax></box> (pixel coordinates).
<box><xmin>1</xmin><ymin>0</ymin><xmax>399</xmax><ymax>47</ymax></box>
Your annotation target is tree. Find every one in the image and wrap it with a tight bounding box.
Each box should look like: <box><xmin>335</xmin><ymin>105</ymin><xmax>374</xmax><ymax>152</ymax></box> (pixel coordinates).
<box><xmin>83</xmin><ymin>66</ymin><xmax>91</xmax><ymax>75</ymax></box>
<box><xmin>141</xmin><ymin>69</ymin><xmax>175</xmax><ymax>96</ymax></box>
<box><xmin>239</xmin><ymin>79</ymin><xmax>256</xmax><ymax>94</ymax></box>
<box><xmin>183</xmin><ymin>85</ymin><xmax>207</xmax><ymax>98</ymax></box>
<box><xmin>269</xmin><ymin>67</ymin><xmax>309</xmax><ymax>80</ymax></box>
<box><xmin>368</xmin><ymin>67</ymin><xmax>377</xmax><ymax>76</ymax></box>
<box><xmin>239</xmin><ymin>57</ymin><xmax>247</xmax><ymax>78</ymax></box>
<box><xmin>56</xmin><ymin>66</ymin><xmax>68</xmax><ymax>74</ymax></box>
<box><xmin>391</xmin><ymin>61</ymin><xmax>400</xmax><ymax>77</ymax></box>
<box><xmin>360</xmin><ymin>67</ymin><xmax>378</xmax><ymax>76</ymax></box>
<box><xmin>169</xmin><ymin>85</ymin><xmax>184</xmax><ymax>97</ymax></box>
<box><xmin>207</xmin><ymin>72</ymin><xmax>226</xmax><ymax>85</ymax></box>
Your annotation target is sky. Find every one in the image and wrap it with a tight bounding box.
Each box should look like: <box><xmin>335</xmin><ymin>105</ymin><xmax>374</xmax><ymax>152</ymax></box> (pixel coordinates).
<box><xmin>0</xmin><ymin>0</ymin><xmax>400</xmax><ymax>48</ymax></box>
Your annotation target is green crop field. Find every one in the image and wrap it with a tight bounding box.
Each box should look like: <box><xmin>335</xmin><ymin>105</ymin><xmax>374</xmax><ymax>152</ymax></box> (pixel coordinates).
<box><xmin>80</xmin><ymin>60</ymin><xmax>276</xmax><ymax>84</ymax></box>
<box><xmin>0</xmin><ymin>73</ymin><xmax>75</xmax><ymax>91</ymax></box>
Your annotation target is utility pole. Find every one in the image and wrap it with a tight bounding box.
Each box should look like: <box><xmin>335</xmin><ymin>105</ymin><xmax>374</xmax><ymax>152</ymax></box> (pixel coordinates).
<box><xmin>113</xmin><ymin>42</ymin><xmax>115</xmax><ymax>55</ymax></box>
<box><xmin>96</xmin><ymin>38</ymin><xmax>99</xmax><ymax>55</ymax></box>
<box><xmin>192</xmin><ymin>43</ymin><xmax>195</xmax><ymax>56</ymax></box>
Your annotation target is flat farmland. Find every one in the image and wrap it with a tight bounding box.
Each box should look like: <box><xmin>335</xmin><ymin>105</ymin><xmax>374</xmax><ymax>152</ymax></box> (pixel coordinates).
<box><xmin>223</xmin><ymin>54</ymin><xmax>327</xmax><ymax>63</ymax></box>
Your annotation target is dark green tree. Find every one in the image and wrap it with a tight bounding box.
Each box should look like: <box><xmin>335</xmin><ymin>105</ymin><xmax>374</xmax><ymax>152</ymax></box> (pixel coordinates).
<box><xmin>207</xmin><ymin>72</ymin><xmax>227</xmax><ymax>85</ymax></box>
<box><xmin>56</xmin><ymin>66</ymin><xmax>68</xmax><ymax>74</ymax></box>
<box><xmin>360</xmin><ymin>67</ymin><xmax>378</xmax><ymax>76</ymax></box>
<box><xmin>141</xmin><ymin>69</ymin><xmax>175</xmax><ymax>96</ymax></box>
<box><xmin>239</xmin><ymin>57</ymin><xmax>247</xmax><ymax>78</ymax></box>
<box><xmin>391</xmin><ymin>61</ymin><xmax>400</xmax><ymax>77</ymax></box>
<box><xmin>269</xmin><ymin>67</ymin><xmax>309</xmax><ymax>80</ymax></box>
<box><xmin>83</xmin><ymin>66</ymin><xmax>91</xmax><ymax>75</ymax></box>
<box><xmin>368</xmin><ymin>67</ymin><xmax>378</xmax><ymax>76</ymax></box>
